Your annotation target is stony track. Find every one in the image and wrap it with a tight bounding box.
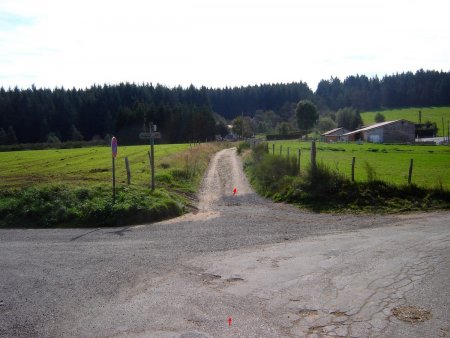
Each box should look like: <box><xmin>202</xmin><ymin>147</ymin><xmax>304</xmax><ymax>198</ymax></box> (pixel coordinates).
<box><xmin>0</xmin><ymin>148</ymin><xmax>449</xmax><ymax>337</ymax></box>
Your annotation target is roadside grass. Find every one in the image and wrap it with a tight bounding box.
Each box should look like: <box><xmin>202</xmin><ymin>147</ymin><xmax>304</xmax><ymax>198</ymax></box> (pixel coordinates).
<box><xmin>244</xmin><ymin>143</ymin><xmax>450</xmax><ymax>213</ymax></box>
<box><xmin>0</xmin><ymin>143</ymin><xmax>226</xmax><ymax>228</ymax></box>
<box><xmin>361</xmin><ymin>107</ymin><xmax>450</xmax><ymax>137</ymax></box>
<box><xmin>267</xmin><ymin>141</ymin><xmax>450</xmax><ymax>189</ymax></box>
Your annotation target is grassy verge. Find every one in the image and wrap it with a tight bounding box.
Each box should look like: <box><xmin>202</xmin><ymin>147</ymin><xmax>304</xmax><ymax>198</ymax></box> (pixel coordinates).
<box><xmin>244</xmin><ymin>143</ymin><xmax>450</xmax><ymax>213</ymax></box>
<box><xmin>0</xmin><ymin>142</ymin><xmax>226</xmax><ymax>228</ymax></box>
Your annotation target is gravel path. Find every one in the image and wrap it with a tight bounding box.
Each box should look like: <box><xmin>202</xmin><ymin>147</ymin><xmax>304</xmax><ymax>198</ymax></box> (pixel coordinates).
<box><xmin>0</xmin><ymin>147</ymin><xmax>448</xmax><ymax>337</ymax></box>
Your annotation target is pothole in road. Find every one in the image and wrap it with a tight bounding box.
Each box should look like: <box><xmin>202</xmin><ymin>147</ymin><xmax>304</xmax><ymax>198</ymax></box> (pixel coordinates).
<box><xmin>201</xmin><ymin>273</ymin><xmax>221</xmax><ymax>281</ymax></box>
<box><xmin>297</xmin><ymin>309</ymin><xmax>319</xmax><ymax>318</ymax></box>
<box><xmin>392</xmin><ymin>306</ymin><xmax>432</xmax><ymax>323</ymax></box>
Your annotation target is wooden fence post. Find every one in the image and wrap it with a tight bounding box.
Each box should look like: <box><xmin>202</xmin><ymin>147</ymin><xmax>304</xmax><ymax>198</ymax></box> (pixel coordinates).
<box><xmin>408</xmin><ymin>159</ymin><xmax>414</xmax><ymax>184</ymax></box>
<box><xmin>148</xmin><ymin>151</ymin><xmax>153</xmax><ymax>189</ymax></box>
<box><xmin>125</xmin><ymin>157</ymin><xmax>131</xmax><ymax>185</ymax></box>
<box><xmin>311</xmin><ymin>141</ymin><xmax>317</xmax><ymax>173</ymax></box>
<box><xmin>272</xmin><ymin>143</ymin><xmax>275</xmax><ymax>155</ymax></box>
<box><xmin>351</xmin><ymin>157</ymin><xmax>356</xmax><ymax>182</ymax></box>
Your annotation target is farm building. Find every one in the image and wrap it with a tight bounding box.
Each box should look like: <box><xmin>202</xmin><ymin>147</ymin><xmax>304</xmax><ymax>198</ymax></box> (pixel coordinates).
<box><xmin>321</xmin><ymin>127</ymin><xmax>350</xmax><ymax>142</ymax></box>
<box><xmin>341</xmin><ymin>120</ymin><xmax>415</xmax><ymax>143</ymax></box>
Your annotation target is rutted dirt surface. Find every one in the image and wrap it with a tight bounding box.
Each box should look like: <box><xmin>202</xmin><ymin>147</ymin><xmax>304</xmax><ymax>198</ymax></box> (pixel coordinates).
<box><xmin>0</xmin><ymin>148</ymin><xmax>449</xmax><ymax>337</ymax></box>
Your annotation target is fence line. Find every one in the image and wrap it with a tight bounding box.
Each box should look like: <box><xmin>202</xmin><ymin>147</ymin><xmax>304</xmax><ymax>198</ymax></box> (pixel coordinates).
<box><xmin>269</xmin><ymin>142</ymin><xmax>418</xmax><ymax>185</ymax></box>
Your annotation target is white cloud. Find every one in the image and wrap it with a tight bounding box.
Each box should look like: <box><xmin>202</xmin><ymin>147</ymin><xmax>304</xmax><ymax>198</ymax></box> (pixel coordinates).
<box><xmin>0</xmin><ymin>0</ymin><xmax>448</xmax><ymax>90</ymax></box>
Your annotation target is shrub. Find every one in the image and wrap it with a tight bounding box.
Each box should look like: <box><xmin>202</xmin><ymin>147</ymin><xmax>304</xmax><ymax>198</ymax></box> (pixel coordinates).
<box><xmin>237</xmin><ymin>141</ymin><xmax>251</xmax><ymax>154</ymax></box>
<box><xmin>0</xmin><ymin>185</ymin><xmax>184</xmax><ymax>228</ymax></box>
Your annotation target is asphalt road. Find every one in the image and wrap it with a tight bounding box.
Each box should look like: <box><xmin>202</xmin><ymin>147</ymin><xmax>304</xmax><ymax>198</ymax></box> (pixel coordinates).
<box><xmin>0</xmin><ymin>148</ymin><xmax>449</xmax><ymax>337</ymax></box>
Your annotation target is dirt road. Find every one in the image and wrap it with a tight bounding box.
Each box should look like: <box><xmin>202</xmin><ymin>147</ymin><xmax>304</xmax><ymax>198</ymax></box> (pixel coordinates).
<box><xmin>1</xmin><ymin>148</ymin><xmax>449</xmax><ymax>337</ymax></box>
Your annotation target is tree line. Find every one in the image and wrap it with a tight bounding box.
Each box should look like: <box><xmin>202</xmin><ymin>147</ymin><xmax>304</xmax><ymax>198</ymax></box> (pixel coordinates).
<box><xmin>316</xmin><ymin>69</ymin><xmax>450</xmax><ymax>111</ymax></box>
<box><xmin>0</xmin><ymin>69</ymin><xmax>448</xmax><ymax>144</ymax></box>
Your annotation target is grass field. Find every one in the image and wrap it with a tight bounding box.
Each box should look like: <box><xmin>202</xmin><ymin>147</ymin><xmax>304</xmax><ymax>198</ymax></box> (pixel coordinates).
<box><xmin>0</xmin><ymin>144</ymin><xmax>193</xmax><ymax>189</ymax></box>
<box><xmin>361</xmin><ymin>107</ymin><xmax>450</xmax><ymax>137</ymax></box>
<box><xmin>268</xmin><ymin>141</ymin><xmax>450</xmax><ymax>189</ymax></box>
<box><xmin>0</xmin><ymin>143</ymin><xmax>224</xmax><ymax>227</ymax></box>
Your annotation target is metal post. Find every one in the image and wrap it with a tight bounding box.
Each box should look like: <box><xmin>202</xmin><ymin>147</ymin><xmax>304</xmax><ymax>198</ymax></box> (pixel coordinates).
<box><xmin>272</xmin><ymin>143</ymin><xmax>275</xmax><ymax>155</ymax></box>
<box><xmin>112</xmin><ymin>157</ymin><xmax>116</xmax><ymax>203</ymax></box>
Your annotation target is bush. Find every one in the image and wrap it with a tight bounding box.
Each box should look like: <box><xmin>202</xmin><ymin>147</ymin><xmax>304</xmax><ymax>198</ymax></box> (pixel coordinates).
<box><xmin>237</xmin><ymin>141</ymin><xmax>251</xmax><ymax>155</ymax></box>
<box><xmin>0</xmin><ymin>185</ymin><xmax>184</xmax><ymax>228</ymax></box>
<box><xmin>374</xmin><ymin>112</ymin><xmax>386</xmax><ymax>123</ymax></box>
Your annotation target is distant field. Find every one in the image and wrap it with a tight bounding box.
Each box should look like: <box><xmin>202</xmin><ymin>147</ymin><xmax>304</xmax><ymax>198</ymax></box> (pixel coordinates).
<box><xmin>361</xmin><ymin>107</ymin><xmax>450</xmax><ymax>137</ymax></box>
<box><xmin>0</xmin><ymin>144</ymin><xmax>190</xmax><ymax>188</ymax></box>
<box><xmin>269</xmin><ymin>141</ymin><xmax>450</xmax><ymax>189</ymax></box>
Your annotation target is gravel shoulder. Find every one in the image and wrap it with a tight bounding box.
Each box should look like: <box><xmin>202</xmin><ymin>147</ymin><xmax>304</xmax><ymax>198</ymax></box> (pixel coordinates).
<box><xmin>0</xmin><ymin>147</ymin><xmax>448</xmax><ymax>337</ymax></box>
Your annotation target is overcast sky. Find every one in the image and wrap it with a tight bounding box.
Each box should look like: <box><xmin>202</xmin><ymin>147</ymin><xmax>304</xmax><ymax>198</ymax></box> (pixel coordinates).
<box><xmin>0</xmin><ymin>0</ymin><xmax>449</xmax><ymax>91</ymax></box>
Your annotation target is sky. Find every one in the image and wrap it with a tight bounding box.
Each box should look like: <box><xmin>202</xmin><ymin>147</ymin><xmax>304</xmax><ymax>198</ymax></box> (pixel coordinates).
<box><xmin>0</xmin><ymin>0</ymin><xmax>449</xmax><ymax>91</ymax></box>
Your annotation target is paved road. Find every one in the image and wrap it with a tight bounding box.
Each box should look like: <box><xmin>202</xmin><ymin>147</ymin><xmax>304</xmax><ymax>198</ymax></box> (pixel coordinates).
<box><xmin>0</xmin><ymin>148</ymin><xmax>449</xmax><ymax>337</ymax></box>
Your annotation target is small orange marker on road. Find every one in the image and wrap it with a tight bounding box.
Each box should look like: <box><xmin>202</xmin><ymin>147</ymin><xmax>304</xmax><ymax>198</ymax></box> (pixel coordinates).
<box><xmin>233</xmin><ymin>187</ymin><xmax>237</xmax><ymax>196</ymax></box>
<box><xmin>228</xmin><ymin>316</ymin><xmax>232</xmax><ymax>326</ymax></box>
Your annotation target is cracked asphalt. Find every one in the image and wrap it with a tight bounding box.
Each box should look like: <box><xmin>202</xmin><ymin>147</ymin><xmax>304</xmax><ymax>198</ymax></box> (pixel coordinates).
<box><xmin>0</xmin><ymin>148</ymin><xmax>449</xmax><ymax>337</ymax></box>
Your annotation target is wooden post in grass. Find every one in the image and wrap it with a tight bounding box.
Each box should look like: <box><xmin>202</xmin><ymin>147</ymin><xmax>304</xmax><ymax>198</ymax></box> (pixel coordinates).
<box><xmin>150</xmin><ymin>131</ymin><xmax>155</xmax><ymax>191</ymax></box>
<box><xmin>272</xmin><ymin>143</ymin><xmax>275</xmax><ymax>155</ymax></box>
<box><xmin>351</xmin><ymin>157</ymin><xmax>356</xmax><ymax>182</ymax></box>
<box><xmin>140</xmin><ymin>122</ymin><xmax>160</xmax><ymax>191</ymax></box>
<box><xmin>311</xmin><ymin>141</ymin><xmax>317</xmax><ymax>173</ymax></box>
<box><xmin>125</xmin><ymin>157</ymin><xmax>131</xmax><ymax>185</ymax></box>
<box><xmin>408</xmin><ymin>159</ymin><xmax>414</xmax><ymax>184</ymax></box>
<box><xmin>111</xmin><ymin>136</ymin><xmax>118</xmax><ymax>204</ymax></box>
<box><xmin>442</xmin><ymin>117</ymin><xmax>445</xmax><ymax>141</ymax></box>
<box><xmin>147</xmin><ymin>150</ymin><xmax>154</xmax><ymax>189</ymax></box>
<box><xmin>298</xmin><ymin>148</ymin><xmax>301</xmax><ymax>173</ymax></box>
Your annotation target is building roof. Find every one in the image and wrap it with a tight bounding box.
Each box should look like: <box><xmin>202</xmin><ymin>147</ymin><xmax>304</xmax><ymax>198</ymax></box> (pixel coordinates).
<box><xmin>341</xmin><ymin>119</ymin><xmax>412</xmax><ymax>136</ymax></box>
<box><xmin>321</xmin><ymin>127</ymin><xmax>347</xmax><ymax>136</ymax></box>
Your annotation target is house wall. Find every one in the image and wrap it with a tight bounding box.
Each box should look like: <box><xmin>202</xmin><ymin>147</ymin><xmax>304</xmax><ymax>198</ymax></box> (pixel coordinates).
<box><xmin>322</xmin><ymin>128</ymin><xmax>349</xmax><ymax>143</ymax></box>
<box><xmin>364</xmin><ymin>128</ymin><xmax>383</xmax><ymax>143</ymax></box>
<box><xmin>363</xmin><ymin>120</ymin><xmax>415</xmax><ymax>143</ymax></box>
<box><xmin>324</xmin><ymin>135</ymin><xmax>339</xmax><ymax>142</ymax></box>
<box><xmin>383</xmin><ymin>120</ymin><xmax>415</xmax><ymax>143</ymax></box>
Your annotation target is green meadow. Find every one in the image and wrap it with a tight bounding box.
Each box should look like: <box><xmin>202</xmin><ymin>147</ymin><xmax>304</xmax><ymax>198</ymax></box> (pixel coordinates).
<box><xmin>361</xmin><ymin>107</ymin><xmax>450</xmax><ymax>136</ymax></box>
<box><xmin>0</xmin><ymin>143</ymin><xmax>223</xmax><ymax>227</ymax></box>
<box><xmin>268</xmin><ymin>141</ymin><xmax>450</xmax><ymax>189</ymax></box>
<box><xmin>0</xmin><ymin>144</ymin><xmax>190</xmax><ymax>188</ymax></box>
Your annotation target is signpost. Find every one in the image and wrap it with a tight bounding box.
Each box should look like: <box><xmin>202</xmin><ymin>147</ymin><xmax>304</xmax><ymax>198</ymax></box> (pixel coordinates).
<box><xmin>111</xmin><ymin>136</ymin><xmax>118</xmax><ymax>203</ymax></box>
<box><xmin>139</xmin><ymin>123</ymin><xmax>161</xmax><ymax>191</ymax></box>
